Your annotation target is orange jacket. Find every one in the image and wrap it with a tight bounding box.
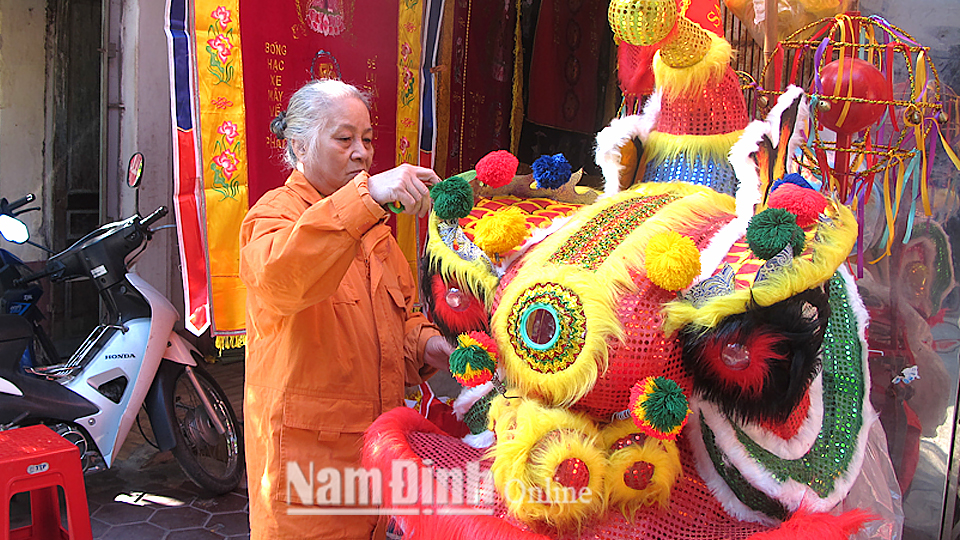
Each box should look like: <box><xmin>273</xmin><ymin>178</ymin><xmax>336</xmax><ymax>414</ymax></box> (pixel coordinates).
<box><xmin>239</xmin><ymin>170</ymin><xmax>439</xmax><ymax>539</ymax></box>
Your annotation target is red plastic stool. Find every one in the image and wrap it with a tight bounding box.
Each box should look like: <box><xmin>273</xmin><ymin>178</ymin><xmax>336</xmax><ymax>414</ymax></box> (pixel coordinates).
<box><xmin>0</xmin><ymin>425</ymin><xmax>92</xmax><ymax>540</ymax></box>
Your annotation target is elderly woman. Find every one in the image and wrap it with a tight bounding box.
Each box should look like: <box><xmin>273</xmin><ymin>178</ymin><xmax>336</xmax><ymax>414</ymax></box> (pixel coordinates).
<box><xmin>239</xmin><ymin>79</ymin><xmax>452</xmax><ymax>539</ymax></box>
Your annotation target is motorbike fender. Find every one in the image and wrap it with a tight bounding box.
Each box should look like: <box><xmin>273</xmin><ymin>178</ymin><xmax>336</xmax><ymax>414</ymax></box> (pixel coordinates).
<box><xmin>144</xmin><ymin>334</ymin><xmax>200</xmax><ymax>451</ymax></box>
<box><xmin>144</xmin><ymin>359</ymin><xmax>184</xmax><ymax>452</ymax></box>
<box><xmin>164</xmin><ymin>332</ymin><xmax>199</xmax><ymax>367</ymax></box>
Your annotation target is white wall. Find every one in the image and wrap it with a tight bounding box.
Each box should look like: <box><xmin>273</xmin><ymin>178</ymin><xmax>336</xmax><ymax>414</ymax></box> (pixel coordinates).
<box><xmin>0</xmin><ymin>0</ymin><xmax>47</xmax><ymax>261</ymax></box>
<box><xmin>116</xmin><ymin>0</ymin><xmax>182</xmax><ymax>318</ymax></box>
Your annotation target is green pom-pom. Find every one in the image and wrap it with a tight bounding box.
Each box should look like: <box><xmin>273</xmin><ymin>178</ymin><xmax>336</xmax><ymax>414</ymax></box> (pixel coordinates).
<box><xmin>449</xmin><ymin>345</ymin><xmax>495</xmax><ymax>386</ymax></box>
<box><xmin>643</xmin><ymin>377</ymin><xmax>689</xmax><ymax>434</ymax></box>
<box><xmin>746</xmin><ymin>208</ymin><xmax>806</xmax><ymax>260</ymax></box>
<box><xmin>431</xmin><ymin>176</ymin><xmax>474</xmax><ymax>220</ymax></box>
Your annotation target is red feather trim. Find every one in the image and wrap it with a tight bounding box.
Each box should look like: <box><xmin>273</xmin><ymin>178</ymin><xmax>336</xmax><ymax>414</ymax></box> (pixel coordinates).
<box><xmin>699</xmin><ymin>330</ymin><xmax>787</xmax><ymax>397</ymax></box>
<box><xmin>746</xmin><ymin>509</ymin><xmax>874</xmax><ymax>540</ymax></box>
<box><xmin>431</xmin><ymin>275</ymin><xmax>489</xmax><ymax>334</ymax></box>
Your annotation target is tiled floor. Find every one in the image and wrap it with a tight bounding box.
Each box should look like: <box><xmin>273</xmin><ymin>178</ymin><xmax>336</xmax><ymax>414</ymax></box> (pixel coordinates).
<box><xmin>9</xmin><ymin>359</ymin><xmax>250</xmax><ymax>539</ymax></box>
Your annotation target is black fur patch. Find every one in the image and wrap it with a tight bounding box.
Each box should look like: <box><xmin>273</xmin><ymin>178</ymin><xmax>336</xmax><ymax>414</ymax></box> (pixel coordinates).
<box><xmin>679</xmin><ymin>287</ymin><xmax>830</xmax><ymax>425</ymax></box>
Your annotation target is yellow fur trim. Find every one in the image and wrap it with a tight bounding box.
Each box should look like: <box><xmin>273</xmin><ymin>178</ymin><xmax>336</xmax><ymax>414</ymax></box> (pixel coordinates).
<box><xmin>489</xmin><ymin>398</ymin><xmax>606</xmax><ymax>530</ymax></box>
<box><xmin>493</xmin><ymin>265</ymin><xmax>621</xmax><ymax>407</ymax></box>
<box><xmin>425</xmin><ymin>213</ymin><xmax>500</xmax><ymax>306</ymax></box>
<box><xmin>663</xmin><ymin>199</ymin><xmax>858</xmax><ymax>333</ymax></box>
<box><xmin>643</xmin><ymin>131</ymin><xmax>744</xmax><ymax>166</ymax></box>
<box><xmin>601</xmin><ymin>420</ymin><xmax>681</xmax><ymax>518</ymax></box>
<box><xmin>493</xmin><ymin>184</ymin><xmax>735</xmax><ymax>407</ymax></box>
<box><xmin>653</xmin><ymin>33</ymin><xmax>732</xmax><ymax>98</ymax></box>
<box><xmin>473</xmin><ymin>206</ymin><xmax>529</xmax><ymax>257</ymax></box>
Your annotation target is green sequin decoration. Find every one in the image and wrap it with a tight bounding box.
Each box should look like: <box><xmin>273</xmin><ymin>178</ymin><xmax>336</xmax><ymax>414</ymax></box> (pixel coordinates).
<box><xmin>549</xmin><ymin>194</ymin><xmax>679</xmax><ymax>270</ymax></box>
<box><xmin>700</xmin><ymin>272</ymin><xmax>865</xmax><ymax>515</ymax></box>
<box><xmin>700</xmin><ymin>412</ymin><xmax>790</xmax><ymax>520</ymax></box>
<box><xmin>464</xmin><ymin>391</ymin><xmax>496</xmax><ymax>435</ymax></box>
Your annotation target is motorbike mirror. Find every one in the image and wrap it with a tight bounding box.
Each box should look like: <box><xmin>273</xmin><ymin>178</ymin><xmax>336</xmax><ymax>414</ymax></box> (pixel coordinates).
<box><xmin>0</xmin><ymin>214</ymin><xmax>29</xmax><ymax>244</ymax></box>
<box><xmin>127</xmin><ymin>152</ymin><xmax>144</xmax><ymax>188</ymax></box>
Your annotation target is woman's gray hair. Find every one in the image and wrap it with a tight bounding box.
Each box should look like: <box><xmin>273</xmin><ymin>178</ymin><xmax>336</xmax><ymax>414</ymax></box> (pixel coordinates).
<box><xmin>270</xmin><ymin>79</ymin><xmax>371</xmax><ymax>169</ymax></box>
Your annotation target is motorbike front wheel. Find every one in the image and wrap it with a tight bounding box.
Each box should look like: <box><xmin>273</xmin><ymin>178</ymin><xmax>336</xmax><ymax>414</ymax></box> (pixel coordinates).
<box><xmin>167</xmin><ymin>363</ymin><xmax>244</xmax><ymax>494</ymax></box>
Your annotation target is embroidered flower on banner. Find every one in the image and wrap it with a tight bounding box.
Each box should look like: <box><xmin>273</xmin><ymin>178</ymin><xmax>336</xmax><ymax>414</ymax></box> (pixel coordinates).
<box><xmin>213</xmin><ymin>149</ymin><xmax>239</xmax><ymax>180</ymax></box>
<box><xmin>205</xmin><ymin>9</ymin><xmax>236</xmax><ymax>85</ymax></box>
<box><xmin>211</xmin><ymin>6</ymin><xmax>232</xmax><ymax>30</ymax></box>
<box><xmin>217</xmin><ymin>121</ymin><xmax>239</xmax><ymax>146</ymax></box>
<box><xmin>400</xmin><ymin>67</ymin><xmax>416</xmax><ymax>107</ymax></box>
<box><xmin>208</xmin><ymin>34</ymin><xmax>233</xmax><ymax>64</ymax></box>
<box><xmin>210</xmin><ymin>123</ymin><xmax>241</xmax><ymax>200</ymax></box>
<box><xmin>399</xmin><ymin>136</ymin><xmax>410</xmax><ymax>163</ymax></box>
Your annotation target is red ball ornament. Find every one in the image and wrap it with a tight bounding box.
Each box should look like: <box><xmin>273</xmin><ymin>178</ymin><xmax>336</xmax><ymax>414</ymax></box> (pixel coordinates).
<box><xmin>818</xmin><ymin>58</ymin><xmax>893</xmax><ymax>134</ymax></box>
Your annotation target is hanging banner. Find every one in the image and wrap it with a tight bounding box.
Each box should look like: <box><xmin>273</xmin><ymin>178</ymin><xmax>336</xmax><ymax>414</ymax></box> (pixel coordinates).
<box><xmin>166</xmin><ymin>0</ymin><xmax>425</xmax><ymax>346</ymax></box>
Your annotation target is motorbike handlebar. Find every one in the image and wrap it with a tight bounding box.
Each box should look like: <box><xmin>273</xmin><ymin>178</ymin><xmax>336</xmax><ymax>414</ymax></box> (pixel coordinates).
<box><xmin>141</xmin><ymin>206</ymin><xmax>169</xmax><ymax>229</ymax></box>
<box><xmin>13</xmin><ymin>260</ymin><xmax>65</xmax><ymax>286</ymax></box>
<box><xmin>0</xmin><ymin>194</ymin><xmax>36</xmax><ymax>216</ymax></box>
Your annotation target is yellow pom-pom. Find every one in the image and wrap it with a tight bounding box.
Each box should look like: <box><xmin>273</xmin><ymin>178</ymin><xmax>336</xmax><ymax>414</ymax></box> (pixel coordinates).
<box><xmin>473</xmin><ymin>206</ymin><xmax>529</xmax><ymax>258</ymax></box>
<box><xmin>644</xmin><ymin>231</ymin><xmax>700</xmax><ymax>291</ymax></box>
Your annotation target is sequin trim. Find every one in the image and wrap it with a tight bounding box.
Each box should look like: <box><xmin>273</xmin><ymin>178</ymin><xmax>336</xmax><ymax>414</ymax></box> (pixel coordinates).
<box><xmin>641</xmin><ymin>154</ymin><xmax>739</xmax><ymax>196</ymax></box>
<box><xmin>507</xmin><ymin>283</ymin><xmax>586</xmax><ymax>374</ymax></box>
<box><xmin>549</xmin><ymin>194</ymin><xmax>678</xmax><ymax>270</ymax></box>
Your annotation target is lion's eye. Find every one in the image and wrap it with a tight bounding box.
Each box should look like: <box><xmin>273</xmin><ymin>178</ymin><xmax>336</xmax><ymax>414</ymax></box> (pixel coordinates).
<box><xmin>445</xmin><ymin>287</ymin><xmax>470</xmax><ymax>312</ymax></box>
<box><xmin>720</xmin><ymin>343</ymin><xmax>751</xmax><ymax>370</ymax></box>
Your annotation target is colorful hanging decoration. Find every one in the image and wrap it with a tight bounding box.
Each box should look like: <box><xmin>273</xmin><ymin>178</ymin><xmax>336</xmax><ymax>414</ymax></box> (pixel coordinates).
<box><xmin>752</xmin><ymin>13</ymin><xmax>960</xmax><ymax>268</ymax></box>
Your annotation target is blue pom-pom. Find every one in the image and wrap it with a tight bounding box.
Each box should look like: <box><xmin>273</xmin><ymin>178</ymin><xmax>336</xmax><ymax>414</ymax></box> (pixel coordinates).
<box><xmin>532</xmin><ymin>153</ymin><xmax>572</xmax><ymax>190</ymax></box>
<box><xmin>770</xmin><ymin>172</ymin><xmax>814</xmax><ymax>193</ymax></box>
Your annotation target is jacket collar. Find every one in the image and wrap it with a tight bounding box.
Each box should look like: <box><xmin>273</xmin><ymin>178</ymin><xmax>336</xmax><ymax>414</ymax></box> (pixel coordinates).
<box><xmin>285</xmin><ymin>169</ymin><xmax>323</xmax><ymax>205</ymax></box>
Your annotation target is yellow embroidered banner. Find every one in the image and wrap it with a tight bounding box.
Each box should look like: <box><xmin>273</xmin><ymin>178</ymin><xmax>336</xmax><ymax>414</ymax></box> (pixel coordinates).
<box><xmin>195</xmin><ymin>0</ymin><xmax>249</xmax><ymax>349</ymax></box>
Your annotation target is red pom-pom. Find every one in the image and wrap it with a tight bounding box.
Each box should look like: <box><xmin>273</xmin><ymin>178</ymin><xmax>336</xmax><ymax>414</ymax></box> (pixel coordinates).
<box><xmin>475</xmin><ymin>150</ymin><xmax>519</xmax><ymax>188</ymax></box>
<box><xmin>767</xmin><ymin>183</ymin><xmax>828</xmax><ymax>228</ymax></box>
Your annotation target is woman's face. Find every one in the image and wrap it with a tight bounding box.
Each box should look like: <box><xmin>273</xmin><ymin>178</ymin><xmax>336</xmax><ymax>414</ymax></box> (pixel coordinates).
<box><xmin>299</xmin><ymin>96</ymin><xmax>374</xmax><ymax>196</ymax></box>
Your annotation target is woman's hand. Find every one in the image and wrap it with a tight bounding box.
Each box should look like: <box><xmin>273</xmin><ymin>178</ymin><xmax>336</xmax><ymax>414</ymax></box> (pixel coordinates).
<box><xmin>423</xmin><ymin>335</ymin><xmax>455</xmax><ymax>371</ymax></box>
<box><xmin>368</xmin><ymin>164</ymin><xmax>440</xmax><ymax>218</ymax></box>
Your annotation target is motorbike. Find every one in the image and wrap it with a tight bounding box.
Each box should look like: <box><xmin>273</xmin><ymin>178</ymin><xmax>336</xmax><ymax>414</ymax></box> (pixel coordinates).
<box><xmin>0</xmin><ymin>153</ymin><xmax>244</xmax><ymax>494</ymax></box>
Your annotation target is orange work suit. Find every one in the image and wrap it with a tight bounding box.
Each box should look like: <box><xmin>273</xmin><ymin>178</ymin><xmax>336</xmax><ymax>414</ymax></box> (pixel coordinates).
<box><xmin>239</xmin><ymin>170</ymin><xmax>439</xmax><ymax>539</ymax></box>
